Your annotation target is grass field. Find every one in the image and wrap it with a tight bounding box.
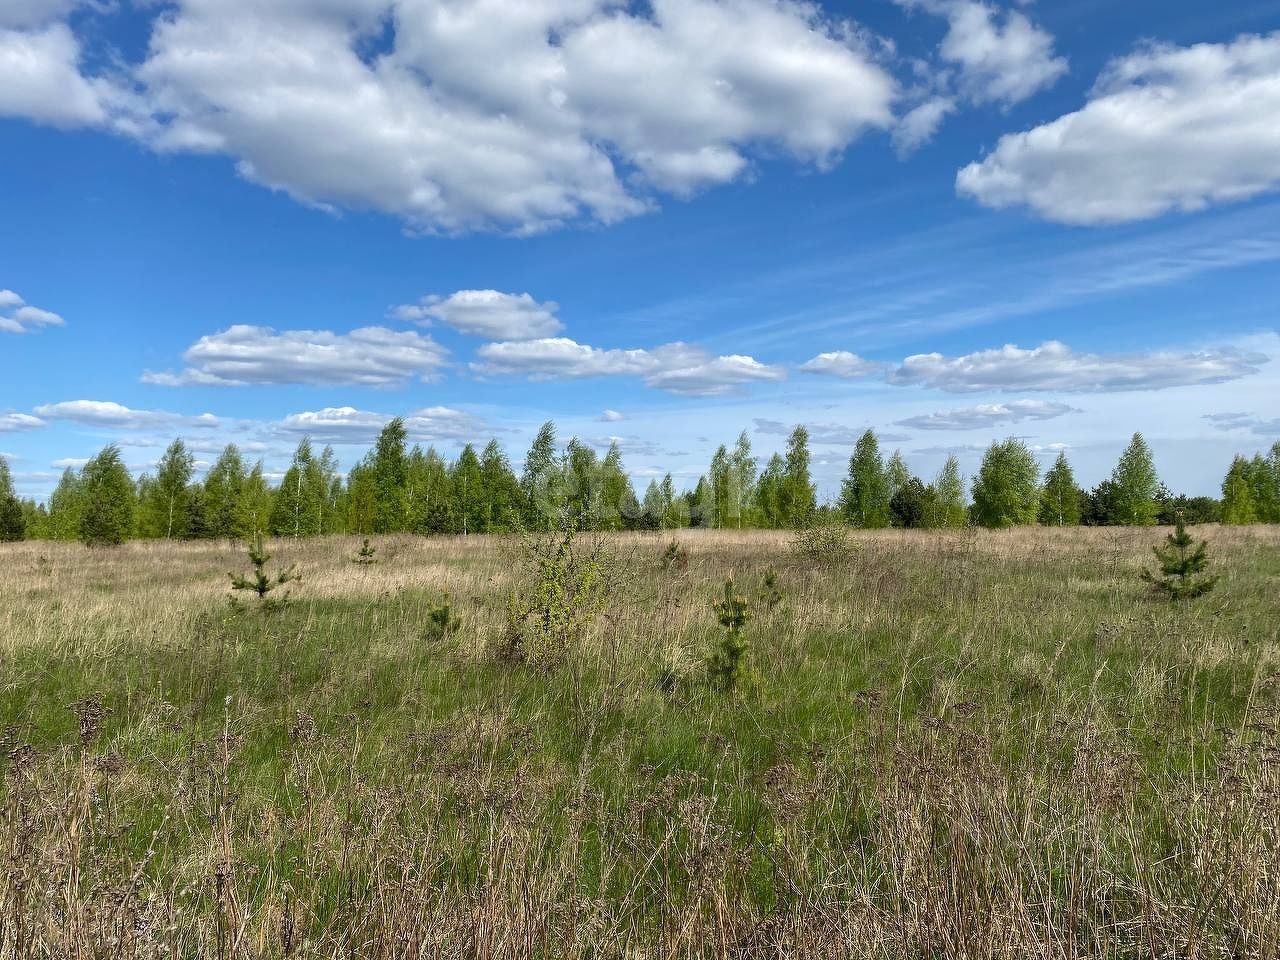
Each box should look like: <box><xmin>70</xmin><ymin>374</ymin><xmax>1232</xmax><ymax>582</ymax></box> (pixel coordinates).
<box><xmin>2</xmin><ymin>526</ymin><xmax>1279</xmax><ymax>958</ymax></box>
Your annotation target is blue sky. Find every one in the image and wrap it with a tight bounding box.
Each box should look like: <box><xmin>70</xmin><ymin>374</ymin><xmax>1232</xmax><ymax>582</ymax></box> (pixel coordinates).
<box><xmin>2</xmin><ymin>0</ymin><xmax>1279</xmax><ymax>501</ymax></box>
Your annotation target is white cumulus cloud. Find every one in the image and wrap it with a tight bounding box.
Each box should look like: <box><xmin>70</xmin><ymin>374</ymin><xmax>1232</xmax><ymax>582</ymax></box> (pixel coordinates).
<box><xmin>143</xmin><ymin>325</ymin><xmax>449</xmax><ymax>387</ymax></box>
<box><xmin>958</xmin><ymin>32</ymin><xmax>1280</xmax><ymax>224</ymax></box>
<box><xmin>0</xmin><ymin>0</ymin><xmax>886</xmax><ymax>233</ymax></box>
<box><xmin>799</xmin><ymin>351</ymin><xmax>883</xmax><ymax>379</ymax></box>
<box><xmin>0</xmin><ymin>288</ymin><xmax>65</xmax><ymax>333</ymax></box>
<box><xmin>0</xmin><ymin>412</ymin><xmax>46</xmax><ymax>432</ymax></box>
<box><xmin>394</xmin><ymin>290</ymin><xmax>563</xmax><ymax>339</ymax></box>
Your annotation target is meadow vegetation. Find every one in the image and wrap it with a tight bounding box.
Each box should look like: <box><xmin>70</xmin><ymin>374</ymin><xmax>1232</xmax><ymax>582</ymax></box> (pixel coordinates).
<box><xmin>2</xmin><ymin>524</ymin><xmax>1279</xmax><ymax>958</ymax></box>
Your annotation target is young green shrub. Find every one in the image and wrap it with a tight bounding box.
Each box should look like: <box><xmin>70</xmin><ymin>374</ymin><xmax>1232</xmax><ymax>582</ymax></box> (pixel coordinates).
<box><xmin>229</xmin><ymin>533</ymin><xmax>299</xmax><ymax>612</ymax></box>
<box><xmin>790</xmin><ymin>516</ymin><xmax>853</xmax><ymax>567</ymax></box>
<box><xmin>1141</xmin><ymin>516</ymin><xmax>1219</xmax><ymax>600</ymax></box>
<box><xmin>423</xmin><ymin>594</ymin><xmax>461</xmax><ymax>640</ymax></box>
<box><xmin>352</xmin><ymin>538</ymin><xmax>377</xmax><ymax>565</ymax></box>
<box><xmin>707</xmin><ymin>579</ymin><xmax>751</xmax><ymax>693</ymax></box>
<box><xmin>498</xmin><ymin>523</ymin><xmax>617</xmax><ymax>667</ymax></box>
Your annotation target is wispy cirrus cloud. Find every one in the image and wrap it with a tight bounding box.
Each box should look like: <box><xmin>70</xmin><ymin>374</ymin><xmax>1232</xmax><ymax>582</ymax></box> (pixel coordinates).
<box><xmin>896</xmin><ymin>399</ymin><xmax>1079</xmax><ymax>431</ymax></box>
<box><xmin>754</xmin><ymin>418</ymin><xmax>909</xmax><ymax>447</ymax></box>
<box><xmin>273</xmin><ymin>406</ymin><xmax>489</xmax><ymax>445</ymax></box>
<box><xmin>472</xmin><ymin>337</ymin><xmax>784</xmax><ymax>396</ymax></box>
<box><xmin>888</xmin><ymin>341</ymin><xmax>1267</xmax><ymax>393</ymax></box>
<box><xmin>1203</xmin><ymin>411</ymin><xmax>1280</xmax><ymax>439</ymax></box>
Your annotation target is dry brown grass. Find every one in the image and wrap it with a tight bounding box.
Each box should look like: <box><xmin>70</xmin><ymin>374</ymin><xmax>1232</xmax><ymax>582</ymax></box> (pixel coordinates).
<box><xmin>2</xmin><ymin>526</ymin><xmax>1279</xmax><ymax>958</ymax></box>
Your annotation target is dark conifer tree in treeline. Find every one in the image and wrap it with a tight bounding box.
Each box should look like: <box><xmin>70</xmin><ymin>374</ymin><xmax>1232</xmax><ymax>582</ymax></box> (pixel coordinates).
<box><xmin>12</xmin><ymin>424</ymin><xmax>1280</xmax><ymax>544</ymax></box>
<box><xmin>0</xmin><ymin>457</ymin><xmax>25</xmax><ymax>542</ymax></box>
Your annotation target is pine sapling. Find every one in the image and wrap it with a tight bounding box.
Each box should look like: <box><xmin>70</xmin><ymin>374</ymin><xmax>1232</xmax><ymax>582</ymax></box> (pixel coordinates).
<box><xmin>1141</xmin><ymin>516</ymin><xmax>1219</xmax><ymax>600</ymax></box>
<box><xmin>424</xmin><ymin>594</ymin><xmax>461</xmax><ymax>640</ymax></box>
<box><xmin>660</xmin><ymin>538</ymin><xmax>689</xmax><ymax>573</ymax></box>
<box><xmin>229</xmin><ymin>532</ymin><xmax>300</xmax><ymax>611</ymax></box>
<box><xmin>353</xmin><ymin>538</ymin><xmax>377</xmax><ymax>565</ymax></box>
<box><xmin>708</xmin><ymin>579</ymin><xmax>751</xmax><ymax>693</ymax></box>
<box><xmin>760</xmin><ymin>568</ymin><xmax>783</xmax><ymax>609</ymax></box>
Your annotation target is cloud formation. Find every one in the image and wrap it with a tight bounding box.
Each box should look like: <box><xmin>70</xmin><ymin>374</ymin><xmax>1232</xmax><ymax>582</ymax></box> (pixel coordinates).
<box><xmin>144</xmin><ymin>325</ymin><xmax>449</xmax><ymax>387</ymax></box>
<box><xmin>32</xmin><ymin>400</ymin><xmax>220</xmax><ymax>430</ymax></box>
<box><xmin>0</xmin><ymin>412</ymin><xmax>45</xmax><ymax>432</ymax></box>
<box><xmin>931</xmin><ymin>0</ymin><xmax>1066</xmax><ymax>106</ymax></box>
<box><xmin>473</xmin><ymin>337</ymin><xmax>783</xmax><ymax>396</ymax></box>
<box><xmin>958</xmin><ymin>33</ymin><xmax>1280</xmax><ymax>224</ymax></box>
<box><xmin>0</xmin><ymin>288</ymin><xmax>65</xmax><ymax>334</ymax></box>
<box><xmin>799</xmin><ymin>351</ymin><xmax>882</xmax><ymax>379</ymax></box>
<box><xmin>1203</xmin><ymin>412</ymin><xmax>1280</xmax><ymax>439</ymax></box>
<box><xmin>12</xmin><ymin>0</ymin><xmax>896</xmax><ymax>233</ymax></box>
<box><xmin>896</xmin><ymin>399</ymin><xmax>1078</xmax><ymax>430</ymax></box>
<box><xmin>394</xmin><ymin>290</ymin><xmax>563</xmax><ymax>339</ymax></box>
<box><xmin>273</xmin><ymin>406</ymin><xmax>487</xmax><ymax>444</ymax></box>
<box><xmin>889</xmin><ymin>341</ymin><xmax>1267</xmax><ymax>393</ymax></box>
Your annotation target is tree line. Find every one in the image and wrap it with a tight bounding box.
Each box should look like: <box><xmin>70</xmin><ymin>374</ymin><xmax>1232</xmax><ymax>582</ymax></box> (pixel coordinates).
<box><xmin>1</xmin><ymin>421</ymin><xmax>1277</xmax><ymax>545</ymax></box>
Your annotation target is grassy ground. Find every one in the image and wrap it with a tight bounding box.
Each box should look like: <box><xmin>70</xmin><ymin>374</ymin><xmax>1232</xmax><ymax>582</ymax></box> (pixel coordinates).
<box><xmin>1</xmin><ymin>526</ymin><xmax>1279</xmax><ymax>958</ymax></box>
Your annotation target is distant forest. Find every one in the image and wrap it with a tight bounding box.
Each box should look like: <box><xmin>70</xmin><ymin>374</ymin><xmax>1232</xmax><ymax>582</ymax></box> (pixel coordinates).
<box><xmin>1</xmin><ymin>420</ymin><xmax>1277</xmax><ymax>545</ymax></box>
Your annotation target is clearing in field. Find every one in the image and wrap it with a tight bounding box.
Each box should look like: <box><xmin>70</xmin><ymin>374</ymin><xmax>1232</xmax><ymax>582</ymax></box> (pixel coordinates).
<box><xmin>2</xmin><ymin>526</ymin><xmax>1279</xmax><ymax>958</ymax></box>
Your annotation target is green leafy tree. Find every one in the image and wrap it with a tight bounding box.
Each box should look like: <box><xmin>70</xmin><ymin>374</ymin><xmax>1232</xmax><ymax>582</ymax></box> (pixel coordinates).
<box><xmin>1221</xmin><ymin>456</ymin><xmax>1257</xmax><ymax>525</ymax></box>
<box><xmin>1109</xmin><ymin>433</ymin><xmax>1161</xmax><ymax>526</ymax></box>
<box><xmin>971</xmin><ymin>439</ymin><xmax>1040</xmax><ymax>528</ymax></box>
<box><xmin>1039</xmin><ymin>451</ymin><xmax>1082</xmax><ymax>526</ymax></box>
<box><xmin>235</xmin><ymin>462</ymin><xmax>273</xmax><ymax>540</ymax></box>
<box><xmin>1247</xmin><ymin>452</ymin><xmax>1279</xmax><ymax>523</ymax></box>
<box><xmin>885</xmin><ymin>451</ymin><xmax>911</xmax><ymax>521</ymax></box>
<box><xmin>479</xmin><ymin>439</ymin><xmax>524</xmax><ymax>532</ymax></box>
<box><xmin>929</xmin><ymin>456</ymin><xmax>968</xmax><ymax>529</ymax></box>
<box><xmin>598</xmin><ymin>441</ymin><xmax>634</xmax><ymax>531</ymax></box>
<box><xmin>839</xmin><ymin>430</ymin><xmax>890</xmax><ymax>528</ymax></box>
<box><xmin>0</xmin><ymin>457</ymin><xmax>25</xmax><ymax>541</ymax></box>
<box><xmin>140</xmin><ymin>439</ymin><xmax>195</xmax><ymax>539</ymax></box>
<box><xmin>271</xmin><ymin>439</ymin><xmax>328</xmax><ymax>537</ymax></box>
<box><xmin>403</xmin><ymin>446</ymin><xmax>452</xmax><ymax>534</ymax></box>
<box><xmin>780</xmin><ymin>427</ymin><xmax>816</xmax><ymax>527</ymax></box>
<box><xmin>450</xmin><ymin>443</ymin><xmax>484</xmax><ymax>535</ymax></box>
<box><xmin>728</xmin><ymin>431</ymin><xmax>757</xmax><ymax>528</ymax></box>
<box><xmin>204</xmin><ymin>444</ymin><xmax>247</xmax><ymax>540</ymax></box>
<box><xmin>78</xmin><ymin>445</ymin><xmax>136</xmax><ymax>546</ymax></box>
<box><xmin>371</xmin><ymin>418</ymin><xmax>409</xmax><ymax>534</ymax></box>
<box><xmin>521</xmin><ymin>421</ymin><xmax>563</xmax><ymax>530</ymax></box>
<box><xmin>756</xmin><ymin>454</ymin><xmax>786</xmax><ymax>527</ymax></box>
<box><xmin>707</xmin><ymin>445</ymin><xmax>730</xmax><ymax>529</ymax></box>
<box><xmin>661</xmin><ymin>474</ymin><xmax>687</xmax><ymax>529</ymax></box>
<box><xmin>46</xmin><ymin>467</ymin><xmax>84</xmax><ymax>541</ymax></box>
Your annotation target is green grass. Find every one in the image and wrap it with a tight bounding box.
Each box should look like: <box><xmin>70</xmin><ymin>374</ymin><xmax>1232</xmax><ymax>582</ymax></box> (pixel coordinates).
<box><xmin>1</xmin><ymin>526</ymin><xmax>1279</xmax><ymax>958</ymax></box>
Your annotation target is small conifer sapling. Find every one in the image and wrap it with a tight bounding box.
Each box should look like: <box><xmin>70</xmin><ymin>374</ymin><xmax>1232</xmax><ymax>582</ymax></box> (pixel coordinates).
<box><xmin>1141</xmin><ymin>516</ymin><xmax>1218</xmax><ymax>600</ymax></box>
<box><xmin>708</xmin><ymin>579</ymin><xmax>751</xmax><ymax>692</ymax></box>
<box><xmin>230</xmin><ymin>533</ymin><xmax>300</xmax><ymax>610</ymax></box>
